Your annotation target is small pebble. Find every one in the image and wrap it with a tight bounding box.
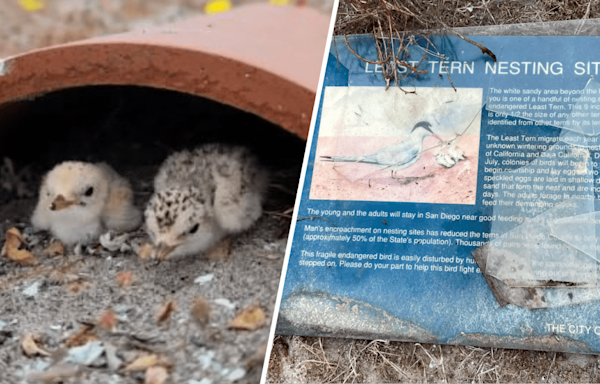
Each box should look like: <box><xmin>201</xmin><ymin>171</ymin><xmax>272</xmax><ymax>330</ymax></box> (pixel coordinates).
<box><xmin>227</xmin><ymin>368</ymin><xmax>246</xmax><ymax>381</ymax></box>
<box><xmin>198</xmin><ymin>351</ymin><xmax>215</xmax><ymax>370</ymax></box>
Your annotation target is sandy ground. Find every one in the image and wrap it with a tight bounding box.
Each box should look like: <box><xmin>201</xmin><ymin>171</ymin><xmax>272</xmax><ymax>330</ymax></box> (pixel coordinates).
<box><xmin>0</xmin><ymin>207</ymin><xmax>289</xmax><ymax>384</ymax></box>
<box><xmin>0</xmin><ymin>1</ymin><xmax>334</xmax><ymax>384</ymax></box>
<box><xmin>4</xmin><ymin>0</ymin><xmax>600</xmax><ymax>383</ymax></box>
<box><xmin>0</xmin><ymin>85</ymin><xmax>307</xmax><ymax>383</ymax></box>
<box><xmin>0</xmin><ymin>14</ymin><xmax>305</xmax><ymax>384</ymax></box>
<box><xmin>311</xmin><ymin>135</ymin><xmax>479</xmax><ymax>204</ymax></box>
<box><xmin>0</xmin><ymin>69</ymin><xmax>306</xmax><ymax>384</ymax></box>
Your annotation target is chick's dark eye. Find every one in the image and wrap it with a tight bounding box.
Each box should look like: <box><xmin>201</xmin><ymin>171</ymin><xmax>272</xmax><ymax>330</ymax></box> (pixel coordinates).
<box><xmin>189</xmin><ymin>224</ymin><xmax>199</xmax><ymax>234</ymax></box>
<box><xmin>84</xmin><ymin>187</ymin><xmax>94</xmax><ymax>197</ymax></box>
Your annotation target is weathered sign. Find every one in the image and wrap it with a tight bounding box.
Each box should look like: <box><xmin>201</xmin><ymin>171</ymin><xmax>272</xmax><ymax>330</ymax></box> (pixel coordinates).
<box><xmin>275</xmin><ymin>34</ymin><xmax>600</xmax><ymax>353</ymax></box>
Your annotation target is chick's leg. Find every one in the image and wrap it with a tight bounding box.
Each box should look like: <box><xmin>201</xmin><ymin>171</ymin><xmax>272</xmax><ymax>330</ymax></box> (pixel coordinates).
<box><xmin>204</xmin><ymin>237</ymin><xmax>232</xmax><ymax>261</ymax></box>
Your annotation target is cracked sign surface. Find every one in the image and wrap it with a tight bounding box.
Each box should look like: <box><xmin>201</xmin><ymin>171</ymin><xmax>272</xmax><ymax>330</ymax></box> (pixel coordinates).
<box><xmin>277</xmin><ymin>35</ymin><xmax>600</xmax><ymax>354</ymax></box>
<box><xmin>484</xmin><ymin>74</ymin><xmax>600</xmax><ymax>307</ymax></box>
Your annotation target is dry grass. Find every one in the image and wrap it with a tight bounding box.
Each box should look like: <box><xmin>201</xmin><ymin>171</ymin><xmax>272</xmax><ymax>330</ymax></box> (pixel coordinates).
<box><xmin>267</xmin><ymin>1</ymin><xmax>600</xmax><ymax>383</ymax></box>
<box><xmin>332</xmin><ymin>0</ymin><xmax>600</xmax><ymax>88</ymax></box>
<box><xmin>335</xmin><ymin>0</ymin><xmax>600</xmax><ymax>35</ymax></box>
<box><xmin>268</xmin><ymin>335</ymin><xmax>600</xmax><ymax>383</ymax></box>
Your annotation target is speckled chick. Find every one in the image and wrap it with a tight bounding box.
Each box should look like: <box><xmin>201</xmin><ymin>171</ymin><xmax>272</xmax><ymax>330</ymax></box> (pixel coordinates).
<box><xmin>145</xmin><ymin>143</ymin><xmax>268</xmax><ymax>260</ymax></box>
<box><xmin>31</xmin><ymin>161</ymin><xmax>142</xmax><ymax>245</ymax></box>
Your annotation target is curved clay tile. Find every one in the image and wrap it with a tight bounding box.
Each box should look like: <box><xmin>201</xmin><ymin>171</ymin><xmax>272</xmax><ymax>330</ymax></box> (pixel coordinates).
<box><xmin>0</xmin><ymin>4</ymin><xmax>332</xmax><ymax>139</ymax></box>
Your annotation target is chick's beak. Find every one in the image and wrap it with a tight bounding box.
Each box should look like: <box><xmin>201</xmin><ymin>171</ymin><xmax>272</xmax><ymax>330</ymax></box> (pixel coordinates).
<box><xmin>50</xmin><ymin>195</ymin><xmax>79</xmax><ymax>211</ymax></box>
<box><xmin>156</xmin><ymin>242</ymin><xmax>177</xmax><ymax>260</ymax></box>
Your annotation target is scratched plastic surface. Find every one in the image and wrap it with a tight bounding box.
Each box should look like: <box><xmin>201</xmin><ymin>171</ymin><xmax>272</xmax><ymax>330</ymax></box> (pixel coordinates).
<box><xmin>483</xmin><ymin>74</ymin><xmax>600</xmax><ymax>299</ymax></box>
<box><xmin>486</xmin><ymin>196</ymin><xmax>597</xmax><ymax>287</ymax></box>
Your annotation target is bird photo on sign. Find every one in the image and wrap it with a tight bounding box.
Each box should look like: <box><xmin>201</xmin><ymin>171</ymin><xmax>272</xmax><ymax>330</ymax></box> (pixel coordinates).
<box><xmin>311</xmin><ymin>86</ymin><xmax>482</xmax><ymax>204</ymax></box>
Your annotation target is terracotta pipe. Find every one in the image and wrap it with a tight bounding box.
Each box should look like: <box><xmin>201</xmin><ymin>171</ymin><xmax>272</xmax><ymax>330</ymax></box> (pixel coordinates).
<box><xmin>0</xmin><ymin>4</ymin><xmax>331</xmax><ymax>139</ymax></box>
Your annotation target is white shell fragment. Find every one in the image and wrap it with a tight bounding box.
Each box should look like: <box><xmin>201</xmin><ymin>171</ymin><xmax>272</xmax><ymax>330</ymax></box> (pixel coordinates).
<box><xmin>99</xmin><ymin>232</ymin><xmax>131</xmax><ymax>252</ymax></box>
<box><xmin>194</xmin><ymin>274</ymin><xmax>214</xmax><ymax>285</ymax></box>
<box><xmin>213</xmin><ymin>299</ymin><xmax>235</xmax><ymax>310</ymax></box>
<box><xmin>227</xmin><ymin>368</ymin><xmax>246</xmax><ymax>381</ymax></box>
<box><xmin>23</xmin><ymin>282</ymin><xmax>40</xmax><ymax>297</ymax></box>
<box><xmin>198</xmin><ymin>351</ymin><xmax>215</xmax><ymax>369</ymax></box>
<box><xmin>67</xmin><ymin>341</ymin><xmax>105</xmax><ymax>366</ymax></box>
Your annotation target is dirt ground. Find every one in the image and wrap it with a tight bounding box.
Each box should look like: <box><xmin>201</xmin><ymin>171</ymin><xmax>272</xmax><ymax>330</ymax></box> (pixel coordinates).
<box><xmin>0</xmin><ymin>0</ymin><xmax>323</xmax><ymax>377</ymax></box>
<box><xmin>0</xmin><ymin>2</ymin><xmax>333</xmax><ymax>384</ymax></box>
<box><xmin>4</xmin><ymin>1</ymin><xmax>600</xmax><ymax>383</ymax></box>
<box><xmin>0</xmin><ymin>83</ymin><xmax>308</xmax><ymax>384</ymax></box>
<box><xmin>265</xmin><ymin>1</ymin><xmax>600</xmax><ymax>384</ymax></box>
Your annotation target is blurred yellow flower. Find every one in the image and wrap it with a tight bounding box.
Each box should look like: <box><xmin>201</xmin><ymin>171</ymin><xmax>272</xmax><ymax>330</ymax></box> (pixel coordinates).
<box><xmin>204</xmin><ymin>0</ymin><xmax>232</xmax><ymax>15</ymax></box>
<box><xmin>269</xmin><ymin>0</ymin><xmax>291</xmax><ymax>5</ymax></box>
<box><xmin>19</xmin><ymin>0</ymin><xmax>46</xmax><ymax>12</ymax></box>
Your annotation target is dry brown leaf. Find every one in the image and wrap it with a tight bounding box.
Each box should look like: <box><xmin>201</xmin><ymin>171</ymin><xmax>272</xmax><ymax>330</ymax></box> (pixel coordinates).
<box><xmin>1</xmin><ymin>227</ymin><xmax>38</xmax><ymax>265</ymax></box>
<box><xmin>145</xmin><ymin>366</ymin><xmax>169</xmax><ymax>384</ymax></box>
<box><xmin>123</xmin><ymin>354</ymin><xmax>170</xmax><ymax>372</ymax></box>
<box><xmin>97</xmin><ymin>309</ymin><xmax>118</xmax><ymax>331</ymax></box>
<box><xmin>155</xmin><ymin>299</ymin><xmax>177</xmax><ymax>324</ymax></box>
<box><xmin>136</xmin><ymin>242</ymin><xmax>155</xmax><ymax>260</ymax></box>
<box><xmin>21</xmin><ymin>333</ymin><xmax>50</xmax><ymax>357</ymax></box>
<box><xmin>229</xmin><ymin>305</ymin><xmax>267</xmax><ymax>331</ymax></box>
<box><xmin>41</xmin><ymin>240</ymin><xmax>64</xmax><ymax>257</ymax></box>
<box><xmin>190</xmin><ymin>296</ymin><xmax>211</xmax><ymax>327</ymax></box>
<box><xmin>64</xmin><ymin>325</ymin><xmax>98</xmax><ymax>348</ymax></box>
<box><xmin>48</xmin><ymin>271</ymin><xmax>81</xmax><ymax>285</ymax></box>
<box><xmin>116</xmin><ymin>272</ymin><xmax>133</xmax><ymax>288</ymax></box>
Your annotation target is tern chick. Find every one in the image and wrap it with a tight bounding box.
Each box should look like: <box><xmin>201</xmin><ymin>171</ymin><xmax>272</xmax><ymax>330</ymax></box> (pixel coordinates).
<box><xmin>435</xmin><ymin>141</ymin><xmax>466</xmax><ymax>168</ymax></box>
<box><xmin>145</xmin><ymin>143</ymin><xmax>268</xmax><ymax>260</ymax></box>
<box><xmin>31</xmin><ymin>161</ymin><xmax>142</xmax><ymax>245</ymax></box>
<box><xmin>321</xmin><ymin>121</ymin><xmax>442</xmax><ymax>178</ymax></box>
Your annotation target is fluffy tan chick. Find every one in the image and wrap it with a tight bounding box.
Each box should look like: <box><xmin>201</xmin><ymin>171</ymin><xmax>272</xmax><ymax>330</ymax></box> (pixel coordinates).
<box><xmin>145</xmin><ymin>143</ymin><xmax>268</xmax><ymax>260</ymax></box>
<box><xmin>31</xmin><ymin>161</ymin><xmax>142</xmax><ymax>245</ymax></box>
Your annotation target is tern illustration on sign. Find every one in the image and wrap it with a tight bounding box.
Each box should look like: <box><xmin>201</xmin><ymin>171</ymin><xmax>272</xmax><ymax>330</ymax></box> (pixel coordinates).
<box><xmin>31</xmin><ymin>161</ymin><xmax>142</xmax><ymax>245</ymax></box>
<box><xmin>320</xmin><ymin>121</ymin><xmax>443</xmax><ymax>178</ymax></box>
<box><xmin>311</xmin><ymin>86</ymin><xmax>482</xmax><ymax>204</ymax></box>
